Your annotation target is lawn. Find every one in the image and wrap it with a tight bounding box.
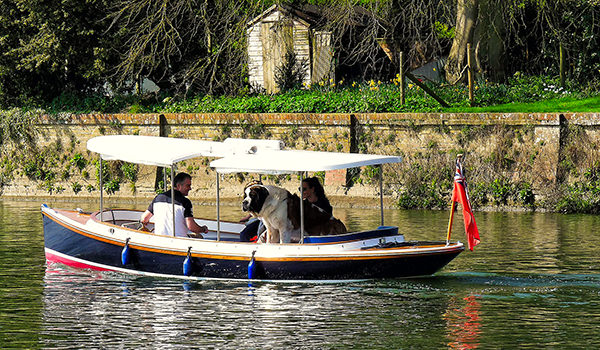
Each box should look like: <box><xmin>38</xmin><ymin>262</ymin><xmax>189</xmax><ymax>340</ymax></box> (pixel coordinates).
<box><xmin>449</xmin><ymin>96</ymin><xmax>600</xmax><ymax>113</ymax></box>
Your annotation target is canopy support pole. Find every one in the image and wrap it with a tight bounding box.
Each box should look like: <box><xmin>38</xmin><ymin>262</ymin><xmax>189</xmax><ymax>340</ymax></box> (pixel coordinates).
<box><xmin>300</xmin><ymin>171</ymin><xmax>304</xmax><ymax>244</ymax></box>
<box><xmin>163</xmin><ymin>167</ymin><xmax>167</xmax><ymax>192</ymax></box>
<box><xmin>216</xmin><ymin>172</ymin><xmax>221</xmax><ymax>241</ymax></box>
<box><xmin>99</xmin><ymin>157</ymin><xmax>103</xmax><ymax>222</ymax></box>
<box><xmin>171</xmin><ymin>164</ymin><xmax>175</xmax><ymax>237</ymax></box>
<box><xmin>379</xmin><ymin>165</ymin><xmax>384</xmax><ymax>227</ymax></box>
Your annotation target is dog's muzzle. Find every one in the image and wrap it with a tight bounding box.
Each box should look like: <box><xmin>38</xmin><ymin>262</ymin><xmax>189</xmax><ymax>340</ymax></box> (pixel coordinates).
<box><xmin>242</xmin><ymin>199</ymin><xmax>250</xmax><ymax>212</ymax></box>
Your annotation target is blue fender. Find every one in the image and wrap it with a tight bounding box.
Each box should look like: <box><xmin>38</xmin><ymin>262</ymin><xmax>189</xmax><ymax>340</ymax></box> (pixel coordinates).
<box><xmin>183</xmin><ymin>247</ymin><xmax>193</xmax><ymax>276</ymax></box>
<box><xmin>248</xmin><ymin>250</ymin><xmax>257</xmax><ymax>280</ymax></box>
<box><xmin>121</xmin><ymin>238</ymin><xmax>131</xmax><ymax>265</ymax></box>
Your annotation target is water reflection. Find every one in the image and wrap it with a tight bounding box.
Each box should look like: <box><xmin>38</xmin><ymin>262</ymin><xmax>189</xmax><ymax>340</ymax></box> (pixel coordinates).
<box><xmin>42</xmin><ymin>264</ymin><xmax>458</xmax><ymax>348</ymax></box>
<box><xmin>445</xmin><ymin>295</ymin><xmax>481</xmax><ymax>349</ymax></box>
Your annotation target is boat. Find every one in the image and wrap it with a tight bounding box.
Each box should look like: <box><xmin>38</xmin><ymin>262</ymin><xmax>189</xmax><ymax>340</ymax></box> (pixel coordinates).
<box><xmin>42</xmin><ymin>135</ymin><xmax>465</xmax><ymax>281</ymax></box>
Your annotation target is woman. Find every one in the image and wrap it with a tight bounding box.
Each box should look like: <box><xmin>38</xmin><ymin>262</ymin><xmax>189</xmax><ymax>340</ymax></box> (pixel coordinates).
<box><xmin>302</xmin><ymin>177</ymin><xmax>333</xmax><ymax>214</ymax></box>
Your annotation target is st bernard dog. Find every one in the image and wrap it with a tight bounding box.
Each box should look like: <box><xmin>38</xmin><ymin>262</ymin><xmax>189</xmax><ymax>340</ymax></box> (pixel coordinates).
<box><xmin>242</xmin><ymin>183</ymin><xmax>347</xmax><ymax>244</ymax></box>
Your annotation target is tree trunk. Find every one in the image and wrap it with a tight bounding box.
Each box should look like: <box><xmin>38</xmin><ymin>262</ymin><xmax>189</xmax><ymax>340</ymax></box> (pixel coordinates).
<box><xmin>474</xmin><ymin>0</ymin><xmax>506</xmax><ymax>82</ymax></box>
<box><xmin>445</xmin><ymin>0</ymin><xmax>479</xmax><ymax>84</ymax></box>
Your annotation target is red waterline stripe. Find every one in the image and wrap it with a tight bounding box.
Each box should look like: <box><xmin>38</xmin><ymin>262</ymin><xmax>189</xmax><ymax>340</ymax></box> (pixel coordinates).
<box><xmin>45</xmin><ymin>251</ymin><xmax>114</xmax><ymax>272</ymax></box>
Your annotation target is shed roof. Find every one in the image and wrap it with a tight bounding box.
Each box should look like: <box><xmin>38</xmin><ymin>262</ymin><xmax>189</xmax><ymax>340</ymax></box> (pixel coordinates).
<box><xmin>247</xmin><ymin>4</ymin><xmax>326</xmax><ymax>29</ymax></box>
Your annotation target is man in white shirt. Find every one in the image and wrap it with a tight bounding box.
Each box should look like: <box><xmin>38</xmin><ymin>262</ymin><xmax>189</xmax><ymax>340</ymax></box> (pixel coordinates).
<box><xmin>140</xmin><ymin>172</ymin><xmax>208</xmax><ymax>238</ymax></box>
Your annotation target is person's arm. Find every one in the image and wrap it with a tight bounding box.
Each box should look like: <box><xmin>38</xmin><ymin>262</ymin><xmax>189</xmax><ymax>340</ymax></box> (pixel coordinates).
<box><xmin>140</xmin><ymin>210</ymin><xmax>153</xmax><ymax>225</ymax></box>
<box><xmin>239</xmin><ymin>214</ymin><xmax>252</xmax><ymax>223</ymax></box>
<box><xmin>186</xmin><ymin>217</ymin><xmax>208</xmax><ymax>238</ymax></box>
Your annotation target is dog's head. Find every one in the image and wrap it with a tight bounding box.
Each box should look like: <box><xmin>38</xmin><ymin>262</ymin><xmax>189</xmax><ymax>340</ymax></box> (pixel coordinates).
<box><xmin>242</xmin><ymin>184</ymin><xmax>270</xmax><ymax>214</ymax></box>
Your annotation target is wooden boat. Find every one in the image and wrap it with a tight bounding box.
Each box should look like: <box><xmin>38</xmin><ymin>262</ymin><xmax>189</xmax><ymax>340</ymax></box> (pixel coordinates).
<box><xmin>42</xmin><ymin>135</ymin><xmax>464</xmax><ymax>281</ymax></box>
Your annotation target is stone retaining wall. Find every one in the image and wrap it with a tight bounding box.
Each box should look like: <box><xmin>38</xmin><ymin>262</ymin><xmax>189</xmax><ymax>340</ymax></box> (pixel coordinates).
<box><xmin>3</xmin><ymin>112</ymin><xmax>599</xmax><ymax>209</ymax></box>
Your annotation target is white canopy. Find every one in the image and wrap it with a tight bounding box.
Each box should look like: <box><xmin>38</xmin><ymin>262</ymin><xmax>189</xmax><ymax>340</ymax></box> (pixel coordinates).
<box><xmin>210</xmin><ymin>149</ymin><xmax>402</xmax><ymax>174</ymax></box>
<box><xmin>87</xmin><ymin>135</ymin><xmax>284</xmax><ymax>167</ymax></box>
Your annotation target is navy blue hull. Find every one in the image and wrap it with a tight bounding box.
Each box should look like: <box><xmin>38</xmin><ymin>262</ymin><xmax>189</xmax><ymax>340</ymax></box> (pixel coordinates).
<box><xmin>43</xmin><ymin>213</ymin><xmax>463</xmax><ymax>280</ymax></box>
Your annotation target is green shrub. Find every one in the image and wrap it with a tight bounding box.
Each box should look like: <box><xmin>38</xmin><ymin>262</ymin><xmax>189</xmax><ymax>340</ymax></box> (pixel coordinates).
<box><xmin>121</xmin><ymin>162</ymin><xmax>138</xmax><ymax>183</ymax></box>
<box><xmin>72</xmin><ymin>182</ymin><xmax>82</xmax><ymax>194</ymax></box>
<box><xmin>103</xmin><ymin>179</ymin><xmax>120</xmax><ymax>195</ymax></box>
<box><xmin>69</xmin><ymin>153</ymin><xmax>87</xmax><ymax>171</ymax></box>
<box><xmin>516</xmin><ymin>182</ymin><xmax>535</xmax><ymax>208</ymax></box>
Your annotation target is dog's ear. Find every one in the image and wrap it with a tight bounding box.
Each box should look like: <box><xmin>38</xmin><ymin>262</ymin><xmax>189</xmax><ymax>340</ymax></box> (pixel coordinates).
<box><xmin>256</xmin><ymin>186</ymin><xmax>269</xmax><ymax>201</ymax></box>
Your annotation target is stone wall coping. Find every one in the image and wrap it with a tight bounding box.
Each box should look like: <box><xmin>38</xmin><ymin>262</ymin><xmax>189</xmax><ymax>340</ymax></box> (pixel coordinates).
<box><xmin>38</xmin><ymin>112</ymin><xmax>600</xmax><ymax>126</ymax></box>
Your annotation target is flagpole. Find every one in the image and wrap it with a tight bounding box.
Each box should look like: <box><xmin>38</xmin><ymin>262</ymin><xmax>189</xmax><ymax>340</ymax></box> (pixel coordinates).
<box><xmin>446</xmin><ymin>154</ymin><xmax>463</xmax><ymax>245</ymax></box>
<box><xmin>446</xmin><ymin>200</ymin><xmax>456</xmax><ymax>245</ymax></box>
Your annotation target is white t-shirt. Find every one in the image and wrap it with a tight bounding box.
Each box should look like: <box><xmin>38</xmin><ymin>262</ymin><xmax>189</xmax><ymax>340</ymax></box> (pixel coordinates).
<box><xmin>147</xmin><ymin>190</ymin><xmax>193</xmax><ymax>237</ymax></box>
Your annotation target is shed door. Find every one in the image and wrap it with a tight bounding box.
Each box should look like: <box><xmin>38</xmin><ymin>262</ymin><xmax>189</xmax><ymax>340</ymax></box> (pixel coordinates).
<box><xmin>312</xmin><ymin>31</ymin><xmax>333</xmax><ymax>84</ymax></box>
<box><xmin>260</xmin><ymin>21</ymin><xmax>293</xmax><ymax>93</ymax></box>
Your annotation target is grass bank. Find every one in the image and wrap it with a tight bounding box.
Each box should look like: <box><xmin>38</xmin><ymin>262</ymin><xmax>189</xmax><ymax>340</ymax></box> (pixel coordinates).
<box><xmin>451</xmin><ymin>96</ymin><xmax>600</xmax><ymax>113</ymax></box>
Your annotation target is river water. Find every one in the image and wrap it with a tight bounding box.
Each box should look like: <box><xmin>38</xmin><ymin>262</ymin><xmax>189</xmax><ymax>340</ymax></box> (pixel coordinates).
<box><xmin>1</xmin><ymin>199</ymin><xmax>599</xmax><ymax>348</ymax></box>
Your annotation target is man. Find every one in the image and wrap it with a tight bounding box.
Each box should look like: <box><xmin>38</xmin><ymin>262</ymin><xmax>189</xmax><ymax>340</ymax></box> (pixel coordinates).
<box><xmin>140</xmin><ymin>172</ymin><xmax>208</xmax><ymax>238</ymax></box>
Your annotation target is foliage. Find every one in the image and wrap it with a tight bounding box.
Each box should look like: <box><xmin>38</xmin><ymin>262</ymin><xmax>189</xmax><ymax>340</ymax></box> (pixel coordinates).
<box><xmin>71</xmin><ymin>182</ymin><xmax>83</xmax><ymax>195</ymax></box>
<box><xmin>0</xmin><ymin>0</ymin><xmax>116</xmax><ymax>107</ymax></box>
<box><xmin>103</xmin><ymin>179</ymin><xmax>121</xmax><ymax>195</ymax></box>
<box><xmin>121</xmin><ymin>162</ymin><xmax>138</xmax><ymax>183</ymax></box>
<box><xmin>0</xmin><ymin>109</ymin><xmax>39</xmax><ymax>147</ymax></box>
<box><xmin>274</xmin><ymin>51</ymin><xmax>308</xmax><ymax>92</ymax></box>
<box><xmin>136</xmin><ymin>75</ymin><xmax>596</xmax><ymax>114</ymax></box>
<box><xmin>69</xmin><ymin>154</ymin><xmax>88</xmax><ymax>172</ymax></box>
<box><xmin>555</xmin><ymin>162</ymin><xmax>600</xmax><ymax>213</ymax></box>
<box><xmin>107</xmin><ymin>0</ymin><xmax>268</xmax><ymax>96</ymax></box>
<box><xmin>0</xmin><ymin>1</ymin><xmax>598</xmax><ymax>106</ymax></box>
<box><xmin>396</xmin><ymin>158</ymin><xmax>453</xmax><ymax>210</ymax></box>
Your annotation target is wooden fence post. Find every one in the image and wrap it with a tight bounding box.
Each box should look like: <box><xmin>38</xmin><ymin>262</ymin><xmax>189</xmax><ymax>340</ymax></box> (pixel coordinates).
<box><xmin>399</xmin><ymin>51</ymin><xmax>405</xmax><ymax>105</ymax></box>
<box><xmin>559</xmin><ymin>42</ymin><xmax>566</xmax><ymax>88</ymax></box>
<box><xmin>467</xmin><ymin>43</ymin><xmax>474</xmax><ymax>104</ymax></box>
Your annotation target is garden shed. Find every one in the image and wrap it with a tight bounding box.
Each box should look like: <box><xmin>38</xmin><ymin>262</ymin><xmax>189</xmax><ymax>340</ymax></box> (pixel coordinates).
<box><xmin>247</xmin><ymin>4</ymin><xmax>334</xmax><ymax>93</ymax></box>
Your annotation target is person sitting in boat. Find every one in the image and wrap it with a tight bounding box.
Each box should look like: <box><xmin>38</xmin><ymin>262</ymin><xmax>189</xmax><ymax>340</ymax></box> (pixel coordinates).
<box><xmin>140</xmin><ymin>172</ymin><xmax>208</xmax><ymax>238</ymax></box>
<box><xmin>302</xmin><ymin>177</ymin><xmax>333</xmax><ymax>214</ymax></box>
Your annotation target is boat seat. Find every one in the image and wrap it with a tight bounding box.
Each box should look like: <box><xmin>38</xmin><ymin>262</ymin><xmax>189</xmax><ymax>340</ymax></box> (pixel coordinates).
<box><xmin>121</xmin><ymin>221</ymin><xmax>143</xmax><ymax>229</ymax></box>
<box><xmin>121</xmin><ymin>221</ymin><xmax>153</xmax><ymax>232</ymax></box>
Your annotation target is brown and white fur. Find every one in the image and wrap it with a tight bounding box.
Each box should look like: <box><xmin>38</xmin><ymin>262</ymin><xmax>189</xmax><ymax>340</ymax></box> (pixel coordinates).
<box><xmin>242</xmin><ymin>184</ymin><xmax>347</xmax><ymax>244</ymax></box>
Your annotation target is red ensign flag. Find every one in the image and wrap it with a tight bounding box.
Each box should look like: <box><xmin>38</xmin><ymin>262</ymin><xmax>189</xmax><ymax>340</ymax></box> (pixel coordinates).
<box><xmin>452</xmin><ymin>159</ymin><xmax>480</xmax><ymax>251</ymax></box>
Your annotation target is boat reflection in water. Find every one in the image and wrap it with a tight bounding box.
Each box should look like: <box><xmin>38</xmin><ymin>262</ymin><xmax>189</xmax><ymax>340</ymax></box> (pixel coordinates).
<box><xmin>41</xmin><ymin>263</ymin><xmax>455</xmax><ymax>349</ymax></box>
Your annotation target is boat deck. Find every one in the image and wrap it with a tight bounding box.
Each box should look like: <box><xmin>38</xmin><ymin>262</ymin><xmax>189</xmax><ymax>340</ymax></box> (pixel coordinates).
<box><xmin>52</xmin><ymin>208</ymin><xmax>91</xmax><ymax>225</ymax></box>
